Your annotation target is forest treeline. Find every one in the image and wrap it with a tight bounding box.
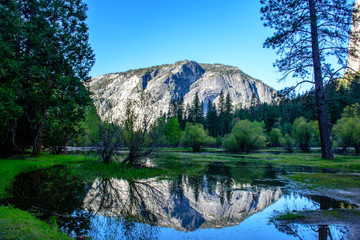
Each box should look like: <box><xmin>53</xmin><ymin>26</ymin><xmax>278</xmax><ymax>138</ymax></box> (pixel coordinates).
<box><xmin>76</xmin><ymin>76</ymin><xmax>360</xmax><ymax>158</ymax></box>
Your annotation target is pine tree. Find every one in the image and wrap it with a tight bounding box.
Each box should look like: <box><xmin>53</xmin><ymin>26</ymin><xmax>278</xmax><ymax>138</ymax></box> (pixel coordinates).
<box><xmin>224</xmin><ymin>92</ymin><xmax>233</xmax><ymax>135</ymax></box>
<box><xmin>217</xmin><ymin>90</ymin><xmax>226</xmax><ymax>136</ymax></box>
<box><xmin>260</xmin><ymin>0</ymin><xmax>359</xmax><ymax>159</ymax></box>
<box><xmin>206</xmin><ymin>100</ymin><xmax>218</xmax><ymax>137</ymax></box>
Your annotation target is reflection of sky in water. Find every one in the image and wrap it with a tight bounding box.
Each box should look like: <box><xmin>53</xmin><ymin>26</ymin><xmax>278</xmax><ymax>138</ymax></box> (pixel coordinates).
<box><xmin>77</xmin><ymin>193</ymin><xmax>348</xmax><ymax>240</ymax></box>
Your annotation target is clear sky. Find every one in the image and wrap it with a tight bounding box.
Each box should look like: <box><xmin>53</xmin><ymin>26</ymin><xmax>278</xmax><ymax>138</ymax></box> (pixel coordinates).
<box><xmin>84</xmin><ymin>0</ymin><xmax>313</xmax><ymax>91</ymax></box>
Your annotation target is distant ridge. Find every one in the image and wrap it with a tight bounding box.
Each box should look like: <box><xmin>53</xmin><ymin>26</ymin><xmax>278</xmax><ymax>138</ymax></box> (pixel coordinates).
<box><xmin>89</xmin><ymin>60</ymin><xmax>276</xmax><ymax>121</ymax></box>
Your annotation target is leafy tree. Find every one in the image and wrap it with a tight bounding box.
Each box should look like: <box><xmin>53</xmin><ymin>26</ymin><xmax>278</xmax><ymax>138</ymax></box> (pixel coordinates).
<box><xmin>222</xmin><ymin>120</ymin><xmax>267</xmax><ymax>153</ymax></box>
<box><xmin>292</xmin><ymin>117</ymin><xmax>318</xmax><ymax>152</ymax></box>
<box><xmin>333</xmin><ymin>116</ymin><xmax>360</xmax><ymax>153</ymax></box>
<box><xmin>0</xmin><ymin>0</ymin><xmax>23</xmax><ymax>156</ymax></box>
<box><xmin>181</xmin><ymin>123</ymin><xmax>215</xmax><ymax>152</ymax></box>
<box><xmin>0</xmin><ymin>0</ymin><xmax>95</xmax><ymax>157</ymax></box>
<box><xmin>269</xmin><ymin>128</ymin><xmax>282</xmax><ymax>147</ymax></box>
<box><xmin>279</xmin><ymin>134</ymin><xmax>295</xmax><ymax>153</ymax></box>
<box><xmin>75</xmin><ymin>104</ymin><xmax>102</xmax><ymax>147</ymax></box>
<box><xmin>166</xmin><ymin>117</ymin><xmax>181</xmax><ymax>146</ymax></box>
<box><xmin>260</xmin><ymin>0</ymin><xmax>359</xmax><ymax>159</ymax></box>
<box><xmin>333</xmin><ymin>103</ymin><xmax>360</xmax><ymax>153</ymax></box>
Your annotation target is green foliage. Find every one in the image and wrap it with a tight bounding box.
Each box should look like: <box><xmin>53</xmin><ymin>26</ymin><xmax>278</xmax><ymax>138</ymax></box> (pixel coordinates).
<box><xmin>75</xmin><ymin>104</ymin><xmax>102</xmax><ymax>147</ymax></box>
<box><xmin>206</xmin><ymin>100</ymin><xmax>218</xmax><ymax>137</ymax></box>
<box><xmin>0</xmin><ymin>0</ymin><xmax>95</xmax><ymax>157</ymax></box>
<box><xmin>279</xmin><ymin>134</ymin><xmax>295</xmax><ymax>153</ymax></box>
<box><xmin>269</xmin><ymin>128</ymin><xmax>282</xmax><ymax>147</ymax></box>
<box><xmin>222</xmin><ymin>120</ymin><xmax>267</xmax><ymax>153</ymax></box>
<box><xmin>333</xmin><ymin>108</ymin><xmax>360</xmax><ymax>153</ymax></box>
<box><xmin>292</xmin><ymin>117</ymin><xmax>318</xmax><ymax>152</ymax></box>
<box><xmin>166</xmin><ymin>117</ymin><xmax>181</xmax><ymax>146</ymax></box>
<box><xmin>187</xmin><ymin>92</ymin><xmax>204</xmax><ymax>124</ymax></box>
<box><xmin>181</xmin><ymin>123</ymin><xmax>215</xmax><ymax>152</ymax></box>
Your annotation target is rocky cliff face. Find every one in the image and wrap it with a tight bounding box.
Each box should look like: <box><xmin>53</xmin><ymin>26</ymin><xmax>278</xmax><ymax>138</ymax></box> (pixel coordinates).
<box><xmin>89</xmin><ymin>60</ymin><xmax>276</xmax><ymax>121</ymax></box>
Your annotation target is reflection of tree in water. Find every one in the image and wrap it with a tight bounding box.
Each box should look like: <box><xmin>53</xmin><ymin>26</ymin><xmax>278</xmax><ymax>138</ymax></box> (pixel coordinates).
<box><xmin>273</xmin><ymin>222</ymin><xmax>347</xmax><ymax>240</ymax></box>
<box><xmin>83</xmin><ymin>177</ymin><xmax>161</xmax><ymax>240</ymax></box>
<box><xmin>273</xmin><ymin>196</ymin><xmax>350</xmax><ymax>240</ymax></box>
<box><xmin>169</xmin><ymin>162</ymin><xmax>234</xmax><ymax>205</ymax></box>
<box><xmin>206</xmin><ymin>162</ymin><xmax>233</xmax><ymax>205</ymax></box>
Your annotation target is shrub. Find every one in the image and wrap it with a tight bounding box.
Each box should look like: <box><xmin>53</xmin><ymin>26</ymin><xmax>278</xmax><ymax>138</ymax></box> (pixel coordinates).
<box><xmin>181</xmin><ymin>123</ymin><xmax>215</xmax><ymax>152</ymax></box>
<box><xmin>333</xmin><ymin>117</ymin><xmax>360</xmax><ymax>153</ymax></box>
<box><xmin>292</xmin><ymin>117</ymin><xmax>318</xmax><ymax>152</ymax></box>
<box><xmin>222</xmin><ymin>120</ymin><xmax>266</xmax><ymax>153</ymax></box>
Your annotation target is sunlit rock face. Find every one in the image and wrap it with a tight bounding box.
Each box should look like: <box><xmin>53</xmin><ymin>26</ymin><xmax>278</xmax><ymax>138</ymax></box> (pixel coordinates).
<box><xmin>89</xmin><ymin>60</ymin><xmax>276</xmax><ymax>122</ymax></box>
<box><xmin>82</xmin><ymin>177</ymin><xmax>282</xmax><ymax>232</ymax></box>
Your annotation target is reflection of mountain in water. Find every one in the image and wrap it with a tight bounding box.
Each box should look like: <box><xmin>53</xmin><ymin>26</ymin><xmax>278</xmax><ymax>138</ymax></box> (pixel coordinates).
<box><xmin>83</xmin><ymin>176</ymin><xmax>282</xmax><ymax>232</ymax></box>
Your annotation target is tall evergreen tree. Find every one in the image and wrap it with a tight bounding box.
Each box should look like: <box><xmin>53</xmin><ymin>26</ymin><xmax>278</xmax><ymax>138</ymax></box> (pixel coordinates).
<box><xmin>260</xmin><ymin>0</ymin><xmax>359</xmax><ymax>159</ymax></box>
<box><xmin>217</xmin><ymin>90</ymin><xmax>226</xmax><ymax>136</ymax></box>
<box><xmin>206</xmin><ymin>100</ymin><xmax>218</xmax><ymax>137</ymax></box>
<box><xmin>176</xmin><ymin>95</ymin><xmax>185</xmax><ymax>130</ymax></box>
<box><xmin>224</xmin><ymin>92</ymin><xmax>233</xmax><ymax>135</ymax></box>
<box><xmin>189</xmin><ymin>92</ymin><xmax>203</xmax><ymax>124</ymax></box>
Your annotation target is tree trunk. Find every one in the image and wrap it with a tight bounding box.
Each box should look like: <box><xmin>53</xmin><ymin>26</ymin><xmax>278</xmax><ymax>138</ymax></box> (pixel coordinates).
<box><xmin>32</xmin><ymin>121</ymin><xmax>44</xmax><ymax>157</ymax></box>
<box><xmin>309</xmin><ymin>0</ymin><xmax>334</xmax><ymax>159</ymax></box>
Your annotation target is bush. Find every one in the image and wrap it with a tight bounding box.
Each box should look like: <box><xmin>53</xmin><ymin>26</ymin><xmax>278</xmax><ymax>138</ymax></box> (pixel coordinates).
<box><xmin>279</xmin><ymin>134</ymin><xmax>295</xmax><ymax>153</ymax></box>
<box><xmin>292</xmin><ymin>117</ymin><xmax>318</xmax><ymax>152</ymax></box>
<box><xmin>269</xmin><ymin>128</ymin><xmax>282</xmax><ymax>147</ymax></box>
<box><xmin>181</xmin><ymin>123</ymin><xmax>215</xmax><ymax>152</ymax></box>
<box><xmin>222</xmin><ymin>120</ymin><xmax>266</xmax><ymax>153</ymax></box>
<box><xmin>333</xmin><ymin>117</ymin><xmax>360</xmax><ymax>153</ymax></box>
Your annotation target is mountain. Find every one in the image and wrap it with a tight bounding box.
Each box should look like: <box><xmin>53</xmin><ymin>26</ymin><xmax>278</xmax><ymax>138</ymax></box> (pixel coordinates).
<box><xmin>89</xmin><ymin>60</ymin><xmax>276</xmax><ymax>122</ymax></box>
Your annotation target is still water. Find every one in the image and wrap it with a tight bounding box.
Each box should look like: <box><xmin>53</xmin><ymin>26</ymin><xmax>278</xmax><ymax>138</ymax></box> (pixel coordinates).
<box><xmin>2</xmin><ymin>161</ymin><xmax>353</xmax><ymax>239</ymax></box>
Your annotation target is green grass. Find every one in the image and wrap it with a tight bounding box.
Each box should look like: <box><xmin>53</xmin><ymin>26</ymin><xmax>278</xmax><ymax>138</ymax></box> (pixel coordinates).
<box><xmin>0</xmin><ymin>153</ymin><xmax>88</xmax><ymax>240</ymax></box>
<box><xmin>159</xmin><ymin>149</ymin><xmax>360</xmax><ymax>172</ymax></box>
<box><xmin>289</xmin><ymin>172</ymin><xmax>360</xmax><ymax>189</ymax></box>
<box><xmin>0</xmin><ymin>153</ymin><xmax>86</xmax><ymax>200</ymax></box>
<box><xmin>0</xmin><ymin>206</ymin><xmax>72</xmax><ymax>240</ymax></box>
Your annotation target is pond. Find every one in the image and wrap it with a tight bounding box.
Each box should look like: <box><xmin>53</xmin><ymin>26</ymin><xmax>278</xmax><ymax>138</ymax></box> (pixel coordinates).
<box><xmin>1</xmin><ymin>161</ymin><xmax>355</xmax><ymax>239</ymax></box>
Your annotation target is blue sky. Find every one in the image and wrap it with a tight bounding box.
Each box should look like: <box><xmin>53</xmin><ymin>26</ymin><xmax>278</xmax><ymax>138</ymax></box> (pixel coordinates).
<box><xmin>84</xmin><ymin>0</ymin><xmax>312</xmax><ymax>91</ymax></box>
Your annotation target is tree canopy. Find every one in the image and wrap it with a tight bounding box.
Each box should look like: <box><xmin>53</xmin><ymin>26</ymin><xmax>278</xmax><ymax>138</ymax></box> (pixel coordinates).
<box><xmin>0</xmin><ymin>0</ymin><xmax>95</xmax><ymax>156</ymax></box>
